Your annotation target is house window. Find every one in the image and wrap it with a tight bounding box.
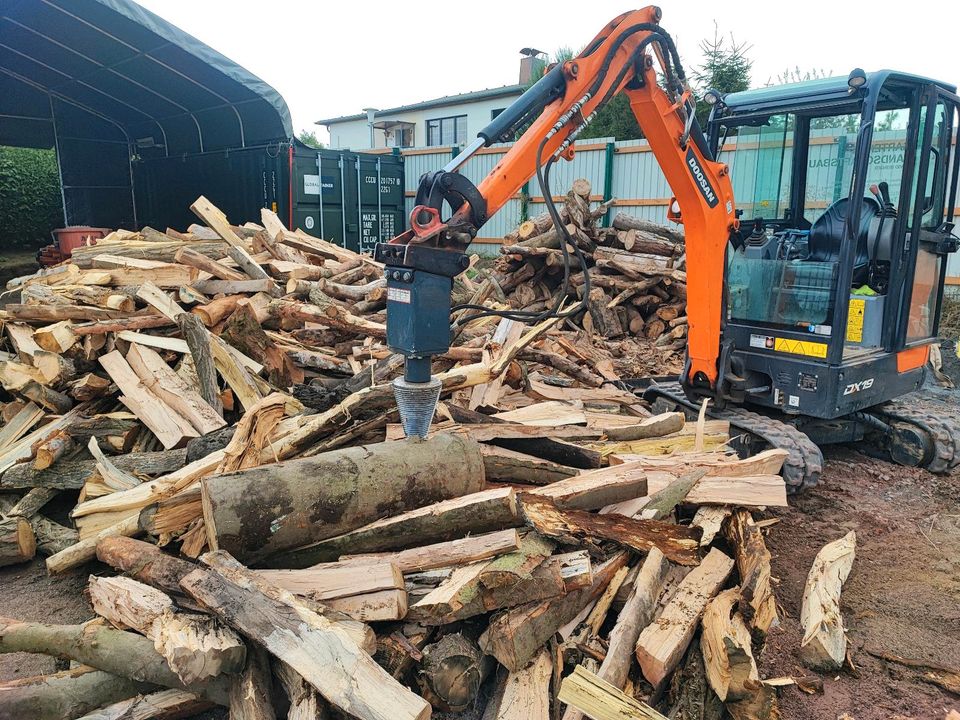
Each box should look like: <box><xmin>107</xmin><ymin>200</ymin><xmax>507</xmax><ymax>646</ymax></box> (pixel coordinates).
<box><xmin>387</xmin><ymin>126</ymin><xmax>413</xmax><ymax>148</ymax></box>
<box><xmin>491</xmin><ymin>108</ymin><xmax>505</xmax><ymax>120</ymax></box>
<box><xmin>427</xmin><ymin>115</ymin><xmax>467</xmax><ymax>146</ymax></box>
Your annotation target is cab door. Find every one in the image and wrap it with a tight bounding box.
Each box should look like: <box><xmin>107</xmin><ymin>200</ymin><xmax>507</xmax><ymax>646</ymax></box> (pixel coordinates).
<box><xmin>897</xmin><ymin>91</ymin><xmax>959</xmax><ymax>346</ymax></box>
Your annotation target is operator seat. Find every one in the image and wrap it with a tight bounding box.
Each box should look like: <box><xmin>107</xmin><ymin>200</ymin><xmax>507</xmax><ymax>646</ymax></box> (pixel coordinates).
<box><xmin>806</xmin><ymin>197</ymin><xmax>880</xmax><ymax>285</ymax></box>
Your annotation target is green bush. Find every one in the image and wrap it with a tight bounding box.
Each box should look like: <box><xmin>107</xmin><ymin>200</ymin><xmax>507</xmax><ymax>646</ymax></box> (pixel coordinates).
<box><xmin>0</xmin><ymin>146</ymin><xmax>63</xmax><ymax>248</ymax></box>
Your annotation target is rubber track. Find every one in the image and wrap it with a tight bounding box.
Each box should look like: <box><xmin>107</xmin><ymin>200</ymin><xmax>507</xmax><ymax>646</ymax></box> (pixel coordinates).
<box><xmin>875</xmin><ymin>395</ymin><xmax>960</xmax><ymax>474</ymax></box>
<box><xmin>646</xmin><ymin>381</ymin><xmax>824</xmax><ymax>493</ymax></box>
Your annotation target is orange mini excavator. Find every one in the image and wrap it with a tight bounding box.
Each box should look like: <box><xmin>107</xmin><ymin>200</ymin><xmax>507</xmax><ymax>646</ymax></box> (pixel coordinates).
<box><xmin>373</xmin><ymin>6</ymin><xmax>960</xmax><ymax>491</ymax></box>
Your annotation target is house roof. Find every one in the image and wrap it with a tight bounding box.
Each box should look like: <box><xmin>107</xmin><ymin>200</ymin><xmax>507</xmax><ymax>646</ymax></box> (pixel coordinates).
<box><xmin>316</xmin><ymin>83</ymin><xmax>525</xmax><ymax>126</ymax></box>
<box><xmin>0</xmin><ymin>0</ymin><xmax>292</xmax><ymax>153</ymax></box>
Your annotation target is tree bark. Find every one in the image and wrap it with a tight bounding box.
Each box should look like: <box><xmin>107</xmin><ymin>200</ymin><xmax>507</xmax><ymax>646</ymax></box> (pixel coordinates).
<box><xmin>611</xmin><ymin>211</ymin><xmax>684</xmax><ymax>245</ymax></box>
<box><xmin>273</xmin><ymin>487</ymin><xmax>519</xmax><ymax>569</ymax></box>
<box><xmin>0</xmin><ymin>617</ymin><xmax>231</xmax><ymax>705</ymax></box>
<box><xmin>0</xmin><ymin>666</ymin><xmax>151</xmax><ymax>720</ymax></box>
<box><xmin>96</xmin><ymin>536</ymin><xmax>198</xmax><ymax>596</ymax></box>
<box><xmin>6</xmin><ymin>487</ymin><xmax>57</xmax><ymax>519</ymax></box>
<box><xmin>604</xmin><ymin>412</ymin><xmax>684</xmax><ymax>442</ymax></box>
<box><xmin>480</xmin><ymin>444</ymin><xmax>578</xmax><ymax>484</ymax></box>
<box><xmin>221</xmin><ymin>303</ymin><xmax>301</xmax><ymax>387</ymax></box>
<box><xmin>176</xmin><ymin>313</ymin><xmax>223</xmax><ymax>417</ymax></box>
<box><xmin>519</xmin><ymin>495</ymin><xmax>700</xmax><ymax>565</ymax></box>
<box><xmin>0</xmin><ymin>449</ymin><xmax>187</xmax><ymax>490</ymax></box>
<box><xmin>527</xmin><ymin>461</ymin><xmax>649</xmax><ymax>511</ymax></box>
<box><xmin>586</xmin><ymin>288</ymin><xmax>623</xmax><ymax>339</ymax></box>
<box><xmin>203</xmin><ymin>433</ymin><xmax>485</xmax><ymax>564</ymax></box>
<box><xmin>480</xmin><ymin>553</ymin><xmax>628</xmax><ymax>671</ymax></box>
<box><xmin>418</xmin><ymin>633</ymin><xmax>491</xmax><ymax>712</ymax></box>
<box><xmin>0</xmin><ymin>516</ymin><xmax>36</xmax><ymax>567</ymax></box>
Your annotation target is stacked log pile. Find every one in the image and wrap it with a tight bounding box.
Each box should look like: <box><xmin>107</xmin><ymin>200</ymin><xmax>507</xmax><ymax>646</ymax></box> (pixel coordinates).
<box><xmin>492</xmin><ymin>178</ymin><xmax>687</xmax><ymax>377</ymax></box>
<box><xmin>0</xmin><ymin>190</ymin><xmax>826</xmax><ymax>719</ymax></box>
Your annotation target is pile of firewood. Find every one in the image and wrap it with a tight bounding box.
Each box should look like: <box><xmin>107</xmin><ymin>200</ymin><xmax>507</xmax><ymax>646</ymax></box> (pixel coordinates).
<box><xmin>490</xmin><ymin>178</ymin><xmax>688</xmax><ymax>374</ymax></box>
<box><xmin>0</xmin><ymin>189</ymin><xmax>845</xmax><ymax>720</ymax></box>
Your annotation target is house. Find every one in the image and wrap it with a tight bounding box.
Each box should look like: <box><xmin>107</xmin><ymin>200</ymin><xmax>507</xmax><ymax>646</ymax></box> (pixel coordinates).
<box><xmin>317</xmin><ymin>84</ymin><xmax>524</xmax><ymax>150</ymax></box>
<box><xmin>317</xmin><ymin>53</ymin><xmax>545</xmax><ymax>150</ymax></box>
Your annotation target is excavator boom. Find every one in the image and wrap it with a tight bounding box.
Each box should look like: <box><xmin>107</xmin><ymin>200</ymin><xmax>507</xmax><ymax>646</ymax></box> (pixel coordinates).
<box><xmin>376</xmin><ymin>6</ymin><xmax>738</xmax><ymax>435</ymax></box>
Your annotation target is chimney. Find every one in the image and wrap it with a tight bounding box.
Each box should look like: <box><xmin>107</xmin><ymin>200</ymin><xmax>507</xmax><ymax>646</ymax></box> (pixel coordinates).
<box><xmin>518</xmin><ymin>48</ymin><xmax>546</xmax><ymax>84</ymax></box>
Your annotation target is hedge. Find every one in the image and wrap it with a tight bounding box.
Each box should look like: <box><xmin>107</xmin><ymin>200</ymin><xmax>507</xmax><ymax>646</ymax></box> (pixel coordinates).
<box><xmin>0</xmin><ymin>146</ymin><xmax>63</xmax><ymax>247</ymax></box>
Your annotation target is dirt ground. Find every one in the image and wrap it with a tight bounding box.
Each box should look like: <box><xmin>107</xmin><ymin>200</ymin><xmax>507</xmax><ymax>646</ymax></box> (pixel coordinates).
<box><xmin>0</xmin><ymin>361</ymin><xmax>957</xmax><ymax>719</ymax></box>
<box><xmin>762</xmin><ymin>448</ymin><xmax>960</xmax><ymax>720</ymax></box>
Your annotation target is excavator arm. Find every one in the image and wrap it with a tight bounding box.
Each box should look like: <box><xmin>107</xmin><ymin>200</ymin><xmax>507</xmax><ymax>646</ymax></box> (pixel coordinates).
<box><xmin>375</xmin><ymin>6</ymin><xmax>739</xmax><ymax>437</ymax></box>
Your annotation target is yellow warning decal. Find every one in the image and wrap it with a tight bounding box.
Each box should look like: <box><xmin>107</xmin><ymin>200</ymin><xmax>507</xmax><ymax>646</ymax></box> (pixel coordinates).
<box><xmin>774</xmin><ymin>337</ymin><xmax>828</xmax><ymax>358</ymax></box>
<box><xmin>846</xmin><ymin>298</ymin><xmax>865</xmax><ymax>343</ymax></box>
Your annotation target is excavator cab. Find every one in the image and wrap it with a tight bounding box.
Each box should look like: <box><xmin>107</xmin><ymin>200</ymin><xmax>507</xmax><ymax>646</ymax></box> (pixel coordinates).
<box><xmin>707</xmin><ymin>71</ymin><xmax>959</xmax><ymax>428</ymax></box>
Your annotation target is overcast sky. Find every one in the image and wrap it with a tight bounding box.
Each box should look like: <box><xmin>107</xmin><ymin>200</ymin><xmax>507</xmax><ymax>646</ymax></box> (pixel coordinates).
<box><xmin>137</xmin><ymin>0</ymin><xmax>960</xmax><ymax>143</ymax></box>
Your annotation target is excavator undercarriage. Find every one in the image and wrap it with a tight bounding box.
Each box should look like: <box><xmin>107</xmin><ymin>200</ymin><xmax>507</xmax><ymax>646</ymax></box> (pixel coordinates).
<box><xmin>641</xmin><ymin>379</ymin><xmax>960</xmax><ymax>492</ymax></box>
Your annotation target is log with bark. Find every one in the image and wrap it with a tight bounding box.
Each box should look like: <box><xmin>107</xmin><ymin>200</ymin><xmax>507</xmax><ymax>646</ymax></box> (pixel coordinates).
<box><xmin>519</xmin><ymin>494</ymin><xmax>701</xmax><ymax>565</ymax></box>
<box><xmin>0</xmin><ymin>515</ymin><xmax>36</xmax><ymax>567</ymax></box>
<box><xmin>0</xmin><ymin>616</ymin><xmax>231</xmax><ymax>705</ymax></box>
<box><xmin>480</xmin><ymin>552</ymin><xmax>629</xmax><ymax>671</ymax></box>
<box><xmin>273</xmin><ymin>487</ymin><xmax>521</xmax><ymax>568</ymax></box>
<box><xmin>417</xmin><ymin>632</ymin><xmax>491</xmax><ymax>712</ymax></box>
<box><xmin>202</xmin><ymin>433</ymin><xmax>485</xmax><ymax>563</ymax></box>
<box><xmin>0</xmin><ymin>665</ymin><xmax>153</xmax><ymax>720</ymax></box>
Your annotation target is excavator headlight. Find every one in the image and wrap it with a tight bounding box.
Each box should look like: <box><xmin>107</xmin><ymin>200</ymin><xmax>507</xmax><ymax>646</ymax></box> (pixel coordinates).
<box><xmin>847</xmin><ymin>68</ymin><xmax>867</xmax><ymax>91</ymax></box>
<box><xmin>703</xmin><ymin>89</ymin><xmax>722</xmax><ymax>106</ymax></box>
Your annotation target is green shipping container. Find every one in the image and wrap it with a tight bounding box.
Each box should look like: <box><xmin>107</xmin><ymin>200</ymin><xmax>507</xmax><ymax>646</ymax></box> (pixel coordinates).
<box><xmin>133</xmin><ymin>140</ymin><xmax>404</xmax><ymax>251</ymax></box>
<box><xmin>291</xmin><ymin>147</ymin><xmax>404</xmax><ymax>252</ymax></box>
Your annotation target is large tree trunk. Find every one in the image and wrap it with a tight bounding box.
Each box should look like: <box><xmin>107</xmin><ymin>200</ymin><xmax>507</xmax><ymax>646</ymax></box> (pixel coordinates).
<box><xmin>203</xmin><ymin>434</ymin><xmax>485</xmax><ymax>564</ymax></box>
